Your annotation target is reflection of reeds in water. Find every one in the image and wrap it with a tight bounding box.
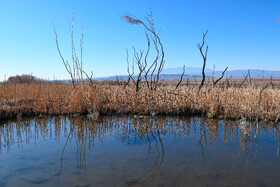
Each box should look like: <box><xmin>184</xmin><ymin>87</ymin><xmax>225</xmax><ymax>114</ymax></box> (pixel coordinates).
<box><xmin>126</xmin><ymin>129</ymin><xmax>165</xmax><ymax>187</ymax></box>
<box><xmin>0</xmin><ymin>116</ymin><xmax>279</xmax><ymax>156</ymax></box>
<box><xmin>0</xmin><ymin>116</ymin><xmax>279</xmax><ymax>152</ymax></box>
<box><xmin>0</xmin><ymin>116</ymin><xmax>280</xmax><ymax>185</ymax></box>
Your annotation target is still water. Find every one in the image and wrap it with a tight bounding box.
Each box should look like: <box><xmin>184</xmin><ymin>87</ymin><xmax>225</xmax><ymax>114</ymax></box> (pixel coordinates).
<box><xmin>0</xmin><ymin>116</ymin><xmax>280</xmax><ymax>187</ymax></box>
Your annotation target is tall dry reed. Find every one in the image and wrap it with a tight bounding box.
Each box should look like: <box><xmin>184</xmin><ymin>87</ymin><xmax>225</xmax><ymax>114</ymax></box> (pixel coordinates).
<box><xmin>0</xmin><ymin>82</ymin><xmax>279</xmax><ymax>121</ymax></box>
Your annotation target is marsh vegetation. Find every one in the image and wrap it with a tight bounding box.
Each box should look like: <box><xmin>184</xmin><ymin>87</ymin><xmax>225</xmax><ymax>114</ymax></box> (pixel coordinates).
<box><xmin>0</xmin><ymin>78</ymin><xmax>280</xmax><ymax>122</ymax></box>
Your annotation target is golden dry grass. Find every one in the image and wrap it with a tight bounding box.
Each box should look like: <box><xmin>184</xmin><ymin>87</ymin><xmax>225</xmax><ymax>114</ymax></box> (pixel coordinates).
<box><xmin>0</xmin><ymin>81</ymin><xmax>279</xmax><ymax>121</ymax></box>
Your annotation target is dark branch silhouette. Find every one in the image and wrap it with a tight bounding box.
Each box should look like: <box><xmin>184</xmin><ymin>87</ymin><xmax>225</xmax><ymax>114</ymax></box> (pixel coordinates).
<box><xmin>197</xmin><ymin>30</ymin><xmax>208</xmax><ymax>90</ymax></box>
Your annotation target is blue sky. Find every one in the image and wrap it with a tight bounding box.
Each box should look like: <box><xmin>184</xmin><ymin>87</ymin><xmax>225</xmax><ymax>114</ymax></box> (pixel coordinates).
<box><xmin>0</xmin><ymin>0</ymin><xmax>279</xmax><ymax>80</ymax></box>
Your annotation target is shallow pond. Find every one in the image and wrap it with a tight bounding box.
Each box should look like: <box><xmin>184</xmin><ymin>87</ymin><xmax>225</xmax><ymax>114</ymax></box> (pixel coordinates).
<box><xmin>0</xmin><ymin>116</ymin><xmax>280</xmax><ymax>186</ymax></box>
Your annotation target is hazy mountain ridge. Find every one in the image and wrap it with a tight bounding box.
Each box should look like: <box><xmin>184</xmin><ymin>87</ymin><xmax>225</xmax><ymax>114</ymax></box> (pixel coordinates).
<box><xmin>163</xmin><ymin>67</ymin><xmax>280</xmax><ymax>77</ymax></box>
<box><xmin>95</xmin><ymin>67</ymin><xmax>280</xmax><ymax>80</ymax></box>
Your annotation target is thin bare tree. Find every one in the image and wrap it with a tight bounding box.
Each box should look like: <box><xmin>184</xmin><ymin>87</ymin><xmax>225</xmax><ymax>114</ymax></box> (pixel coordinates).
<box><xmin>197</xmin><ymin>30</ymin><xmax>208</xmax><ymax>90</ymax></box>
<box><xmin>53</xmin><ymin>12</ymin><xmax>91</xmax><ymax>89</ymax></box>
<box><xmin>122</xmin><ymin>12</ymin><xmax>165</xmax><ymax>92</ymax></box>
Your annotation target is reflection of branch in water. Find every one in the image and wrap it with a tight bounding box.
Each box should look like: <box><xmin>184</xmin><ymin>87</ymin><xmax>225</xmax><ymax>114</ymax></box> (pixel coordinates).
<box><xmin>127</xmin><ymin>130</ymin><xmax>165</xmax><ymax>187</ymax></box>
<box><xmin>146</xmin><ymin>134</ymin><xmax>151</xmax><ymax>159</ymax></box>
<box><xmin>151</xmin><ymin>133</ymin><xmax>160</xmax><ymax>166</ymax></box>
<box><xmin>228</xmin><ymin>148</ymin><xmax>243</xmax><ymax>178</ymax></box>
<box><xmin>197</xmin><ymin>123</ymin><xmax>207</xmax><ymax>159</ymax></box>
<box><xmin>21</xmin><ymin>129</ymin><xmax>74</xmax><ymax>185</ymax></box>
<box><xmin>227</xmin><ymin>143</ymin><xmax>252</xmax><ymax>186</ymax></box>
<box><xmin>73</xmin><ymin>121</ymin><xmax>89</xmax><ymax>186</ymax></box>
<box><xmin>241</xmin><ymin>137</ymin><xmax>251</xmax><ymax>181</ymax></box>
<box><xmin>76</xmin><ymin>137</ymin><xmax>88</xmax><ymax>187</ymax></box>
<box><xmin>157</xmin><ymin>130</ymin><xmax>165</xmax><ymax>175</ymax></box>
<box><xmin>197</xmin><ymin>134</ymin><xmax>206</xmax><ymax>159</ymax></box>
<box><xmin>59</xmin><ymin>131</ymin><xmax>73</xmax><ymax>176</ymax></box>
<box><xmin>228</xmin><ymin>121</ymin><xmax>255</xmax><ymax>183</ymax></box>
<box><xmin>0</xmin><ymin>142</ymin><xmax>6</xmax><ymax>148</ymax></box>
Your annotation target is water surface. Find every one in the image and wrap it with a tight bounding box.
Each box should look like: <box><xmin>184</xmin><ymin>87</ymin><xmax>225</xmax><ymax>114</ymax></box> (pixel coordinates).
<box><xmin>0</xmin><ymin>116</ymin><xmax>280</xmax><ymax>186</ymax></box>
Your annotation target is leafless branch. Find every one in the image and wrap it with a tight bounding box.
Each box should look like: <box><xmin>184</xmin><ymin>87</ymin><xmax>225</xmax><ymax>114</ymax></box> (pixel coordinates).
<box><xmin>213</xmin><ymin>67</ymin><xmax>228</xmax><ymax>86</ymax></box>
<box><xmin>259</xmin><ymin>84</ymin><xmax>269</xmax><ymax>105</ymax></box>
<box><xmin>197</xmin><ymin>30</ymin><xmax>208</xmax><ymax>91</ymax></box>
<box><xmin>239</xmin><ymin>73</ymin><xmax>249</xmax><ymax>88</ymax></box>
<box><xmin>122</xmin><ymin>12</ymin><xmax>165</xmax><ymax>92</ymax></box>
<box><xmin>53</xmin><ymin>12</ymin><xmax>93</xmax><ymax>89</ymax></box>
<box><xmin>53</xmin><ymin>23</ymin><xmax>76</xmax><ymax>89</ymax></box>
<box><xmin>176</xmin><ymin>65</ymin><xmax>185</xmax><ymax>89</ymax></box>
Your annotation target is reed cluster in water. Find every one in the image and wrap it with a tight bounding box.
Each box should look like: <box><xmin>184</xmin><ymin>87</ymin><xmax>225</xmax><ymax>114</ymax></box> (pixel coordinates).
<box><xmin>0</xmin><ymin>80</ymin><xmax>279</xmax><ymax>122</ymax></box>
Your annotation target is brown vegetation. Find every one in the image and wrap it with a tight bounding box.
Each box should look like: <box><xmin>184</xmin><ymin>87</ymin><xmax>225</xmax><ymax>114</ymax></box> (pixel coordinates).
<box><xmin>0</xmin><ymin>79</ymin><xmax>279</xmax><ymax>122</ymax></box>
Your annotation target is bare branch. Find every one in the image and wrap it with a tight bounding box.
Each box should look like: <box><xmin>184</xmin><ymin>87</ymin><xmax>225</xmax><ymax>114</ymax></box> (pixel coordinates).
<box><xmin>259</xmin><ymin>84</ymin><xmax>269</xmax><ymax>105</ymax></box>
<box><xmin>123</xmin><ymin>12</ymin><xmax>165</xmax><ymax>92</ymax></box>
<box><xmin>214</xmin><ymin>67</ymin><xmax>228</xmax><ymax>85</ymax></box>
<box><xmin>53</xmin><ymin>12</ymin><xmax>93</xmax><ymax>90</ymax></box>
<box><xmin>197</xmin><ymin>30</ymin><xmax>208</xmax><ymax>91</ymax></box>
<box><xmin>270</xmin><ymin>76</ymin><xmax>275</xmax><ymax>89</ymax></box>
<box><xmin>53</xmin><ymin>23</ymin><xmax>76</xmax><ymax>89</ymax></box>
<box><xmin>239</xmin><ymin>73</ymin><xmax>249</xmax><ymax>88</ymax></box>
<box><xmin>176</xmin><ymin>65</ymin><xmax>185</xmax><ymax>89</ymax></box>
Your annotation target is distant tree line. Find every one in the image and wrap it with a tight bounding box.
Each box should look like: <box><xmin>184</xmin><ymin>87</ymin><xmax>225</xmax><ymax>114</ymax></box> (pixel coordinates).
<box><xmin>6</xmin><ymin>74</ymin><xmax>45</xmax><ymax>84</ymax></box>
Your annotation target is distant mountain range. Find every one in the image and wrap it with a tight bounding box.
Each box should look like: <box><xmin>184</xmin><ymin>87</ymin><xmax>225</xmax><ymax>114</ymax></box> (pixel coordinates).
<box><xmin>162</xmin><ymin>67</ymin><xmax>280</xmax><ymax>77</ymax></box>
<box><xmin>95</xmin><ymin>67</ymin><xmax>280</xmax><ymax>80</ymax></box>
<box><xmin>162</xmin><ymin>67</ymin><xmax>213</xmax><ymax>75</ymax></box>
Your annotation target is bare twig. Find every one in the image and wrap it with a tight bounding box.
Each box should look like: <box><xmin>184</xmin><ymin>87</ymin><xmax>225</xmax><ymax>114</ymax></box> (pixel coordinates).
<box><xmin>175</xmin><ymin>65</ymin><xmax>185</xmax><ymax>89</ymax></box>
<box><xmin>239</xmin><ymin>73</ymin><xmax>249</xmax><ymax>88</ymax></box>
<box><xmin>213</xmin><ymin>67</ymin><xmax>228</xmax><ymax>86</ymax></box>
<box><xmin>259</xmin><ymin>84</ymin><xmax>269</xmax><ymax>105</ymax></box>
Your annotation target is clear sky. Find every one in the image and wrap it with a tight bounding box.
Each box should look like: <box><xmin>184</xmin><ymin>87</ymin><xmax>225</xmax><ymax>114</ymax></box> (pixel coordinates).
<box><xmin>0</xmin><ymin>0</ymin><xmax>279</xmax><ymax>80</ymax></box>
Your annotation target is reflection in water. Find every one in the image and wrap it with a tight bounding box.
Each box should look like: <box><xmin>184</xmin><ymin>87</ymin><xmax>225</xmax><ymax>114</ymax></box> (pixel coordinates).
<box><xmin>127</xmin><ymin>129</ymin><xmax>165</xmax><ymax>187</ymax></box>
<box><xmin>0</xmin><ymin>116</ymin><xmax>280</xmax><ymax>186</ymax></box>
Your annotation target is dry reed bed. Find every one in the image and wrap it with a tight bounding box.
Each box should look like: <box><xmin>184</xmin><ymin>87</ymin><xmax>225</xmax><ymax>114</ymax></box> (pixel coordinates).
<box><xmin>0</xmin><ymin>82</ymin><xmax>279</xmax><ymax>121</ymax></box>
